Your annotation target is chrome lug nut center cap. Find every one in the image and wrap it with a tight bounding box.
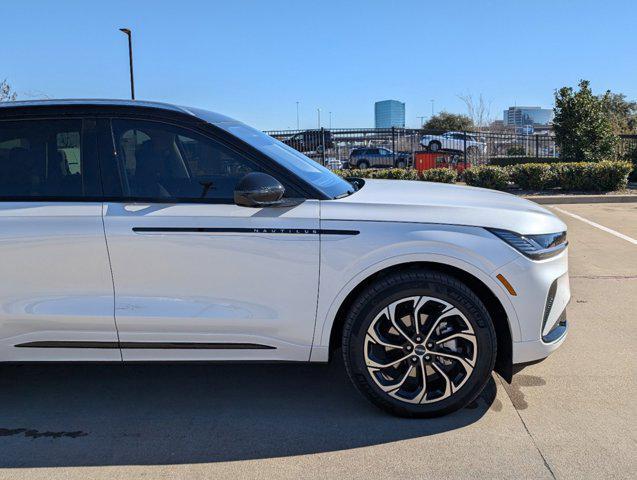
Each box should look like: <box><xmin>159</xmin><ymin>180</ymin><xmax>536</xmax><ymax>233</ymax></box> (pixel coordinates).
<box><xmin>414</xmin><ymin>344</ymin><xmax>427</xmax><ymax>356</ymax></box>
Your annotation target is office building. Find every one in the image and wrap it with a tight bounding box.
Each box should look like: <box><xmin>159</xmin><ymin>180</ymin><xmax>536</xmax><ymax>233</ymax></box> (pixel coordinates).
<box><xmin>375</xmin><ymin>100</ymin><xmax>405</xmax><ymax>128</ymax></box>
<box><xmin>504</xmin><ymin>106</ymin><xmax>554</xmax><ymax>126</ymax></box>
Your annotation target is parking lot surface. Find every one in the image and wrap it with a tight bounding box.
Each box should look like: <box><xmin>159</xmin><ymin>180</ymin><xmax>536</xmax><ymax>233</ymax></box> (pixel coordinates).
<box><xmin>0</xmin><ymin>202</ymin><xmax>635</xmax><ymax>480</ymax></box>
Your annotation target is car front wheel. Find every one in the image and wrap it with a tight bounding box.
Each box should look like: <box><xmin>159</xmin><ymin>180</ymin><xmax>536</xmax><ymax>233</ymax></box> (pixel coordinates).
<box><xmin>342</xmin><ymin>269</ymin><xmax>496</xmax><ymax>417</ymax></box>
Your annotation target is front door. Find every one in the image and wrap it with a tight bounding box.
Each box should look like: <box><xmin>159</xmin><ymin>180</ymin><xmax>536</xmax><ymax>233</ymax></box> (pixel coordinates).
<box><xmin>101</xmin><ymin>118</ymin><xmax>320</xmax><ymax>361</ymax></box>
<box><xmin>0</xmin><ymin>117</ymin><xmax>119</xmax><ymax>361</ymax></box>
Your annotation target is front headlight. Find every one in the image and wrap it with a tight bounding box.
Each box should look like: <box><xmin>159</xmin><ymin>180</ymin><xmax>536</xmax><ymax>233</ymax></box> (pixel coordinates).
<box><xmin>487</xmin><ymin>228</ymin><xmax>567</xmax><ymax>260</ymax></box>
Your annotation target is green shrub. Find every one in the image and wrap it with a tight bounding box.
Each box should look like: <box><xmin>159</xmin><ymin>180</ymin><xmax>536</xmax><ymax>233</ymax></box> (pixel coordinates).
<box><xmin>333</xmin><ymin>168</ymin><xmax>420</xmax><ymax>180</ymax></box>
<box><xmin>510</xmin><ymin>163</ymin><xmax>557</xmax><ymax>190</ymax></box>
<box><xmin>588</xmin><ymin>160</ymin><xmax>632</xmax><ymax>191</ymax></box>
<box><xmin>551</xmin><ymin>162</ymin><xmax>596</xmax><ymax>190</ymax></box>
<box><xmin>489</xmin><ymin>156</ymin><xmax>567</xmax><ymax>167</ymax></box>
<box><xmin>420</xmin><ymin>168</ymin><xmax>458</xmax><ymax>183</ymax></box>
<box><xmin>624</xmin><ymin>146</ymin><xmax>637</xmax><ymax>181</ymax></box>
<box><xmin>550</xmin><ymin>160</ymin><xmax>631</xmax><ymax>191</ymax></box>
<box><xmin>463</xmin><ymin>165</ymin><xmax>510</xmax><ymax>190</ymax></box>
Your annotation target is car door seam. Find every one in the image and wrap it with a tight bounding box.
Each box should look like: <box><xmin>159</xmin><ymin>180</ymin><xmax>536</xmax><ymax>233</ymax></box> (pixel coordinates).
<box><xmin>100</xmin><ymin>202</ymin><xmax>123</xmax><ymax>362</ymax></box>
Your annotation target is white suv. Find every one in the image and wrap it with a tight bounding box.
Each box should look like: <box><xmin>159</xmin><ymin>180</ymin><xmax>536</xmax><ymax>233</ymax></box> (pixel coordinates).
<box><xmin>420</xmin><ymin>131</ymin><xmax>487</xmax><ymax>155</ymax></box>
<box><xmin>0</xmin><ymin>100</ymin><xmax>569</xmax><ymax>417</ymax></box>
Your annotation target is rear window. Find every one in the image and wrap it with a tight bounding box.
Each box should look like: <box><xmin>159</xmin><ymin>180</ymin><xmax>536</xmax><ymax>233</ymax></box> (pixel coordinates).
<box><xmin>0</xmin><ymin>119</ymin><xmax>97</xmax><ymax>199</ymax></box>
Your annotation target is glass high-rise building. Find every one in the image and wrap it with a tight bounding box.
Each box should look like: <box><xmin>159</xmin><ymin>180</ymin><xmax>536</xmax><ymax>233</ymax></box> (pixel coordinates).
<box><xmin>375</xmin><ymin>100</ymin><xmax>405</xmax><ymax>128</ymax></box>
<box><xmin>503</xmin><ymin>106</ymin><xmax>554</xmax><ymax>126</ymax></box>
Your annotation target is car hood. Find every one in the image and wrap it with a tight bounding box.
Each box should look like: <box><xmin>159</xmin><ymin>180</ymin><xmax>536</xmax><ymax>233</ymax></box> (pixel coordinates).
<box><xmin>322</xmin><ymin>179</ymin><xmax>566</xmax><ymax>235</ymax></box>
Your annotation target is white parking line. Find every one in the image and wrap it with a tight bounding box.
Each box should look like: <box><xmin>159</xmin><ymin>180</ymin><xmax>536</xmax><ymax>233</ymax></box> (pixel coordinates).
<box><xmin>552</xmin><ymin>206</ymin><xmax>637</xmax><ymax>245</ymax></box>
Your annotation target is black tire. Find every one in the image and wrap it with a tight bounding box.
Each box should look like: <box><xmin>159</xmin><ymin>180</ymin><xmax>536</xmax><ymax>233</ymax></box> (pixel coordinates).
<box><xmin>357</xmin><ymin>160</ymin><xmax>370</xmax><ymax>169</ymax></box>
<box><xmin>395</xmin><ymin>159</ymin><xmax>406</xmax><ymax>168</ymax></box>
<box><xmin>429</xmin><ymin>141</ymin><xmax>441</xmax><ymax>152</ymax></box>
<box><xmin>342</xmin><ymin>269</ymin><xmax>496</xmax><ymax>418</ymax></box>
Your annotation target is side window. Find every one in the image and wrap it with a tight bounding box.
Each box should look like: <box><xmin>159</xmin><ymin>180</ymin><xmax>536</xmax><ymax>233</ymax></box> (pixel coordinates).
<box><xmin>111</xmin><ymin>119</ymin><xmax>262</xmax><ymax>201</ymax></box>
<box><xmin>0</xmin><ymin>119</ymin><xmax>93</xmax><ymax>199</ymax></box>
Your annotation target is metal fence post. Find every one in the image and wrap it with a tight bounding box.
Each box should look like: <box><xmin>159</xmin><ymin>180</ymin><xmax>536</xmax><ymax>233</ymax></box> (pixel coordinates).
<box><xmin>463</xmin><ymin>131</ymin><xmax>467</xmax><ymax>166</ymax></box>
<box><xmin>535</xmin><ymin>135</ymin><xmax>539</xmax><ymax>159</ymax></box>
<box><xmin>391</xmin><ymin>127</ymin><xmax>396</xmax><ymax>165</ymax></box>
<box><xmin>320</xmin><ymin>127</ymin><xmax>326</xmax><ymax>166</ymax></box>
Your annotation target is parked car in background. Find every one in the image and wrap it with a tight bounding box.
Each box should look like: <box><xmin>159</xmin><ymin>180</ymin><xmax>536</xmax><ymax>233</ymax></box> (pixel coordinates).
<box><xmin>348</xmin><ymin>147</ymin><xmax>411</xmax><ymax>169</ymax></box>
<box><xmin>324</xmin><ymin>157</ymin><xmax>346</xmax><ymax>170</ymax></box>
<box><xmin>282</xmin><ymin>129</ymin><xmax>333</xmax><ymax>153</ymax></box>
<box><xmin>420</xmin><ymin>131</ymin><xmax>487</xmax><ymax>156</ymax></box>
<box><xmin>0</xmin><ymin>99</ymin><xmax>569</xmax><ymax>418</ymax></box>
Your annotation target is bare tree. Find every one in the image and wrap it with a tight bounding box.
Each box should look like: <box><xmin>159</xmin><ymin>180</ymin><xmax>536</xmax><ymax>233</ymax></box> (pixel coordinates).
<box><xmin>0</xmin><ymin>79</ymin><xmax>17</xmax><ymax>102</ymax></box>
<box><xmin>458</xmin><ymin>93</ymin><xmax>492</xmax><ymax>130</ymax></box>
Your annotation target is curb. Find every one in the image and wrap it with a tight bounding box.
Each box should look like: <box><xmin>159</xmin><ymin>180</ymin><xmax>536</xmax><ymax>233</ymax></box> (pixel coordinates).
<box><xmin>523</xmin><ymin>195</ymin><xmax>637</xmax><ymax>205</ymax></box>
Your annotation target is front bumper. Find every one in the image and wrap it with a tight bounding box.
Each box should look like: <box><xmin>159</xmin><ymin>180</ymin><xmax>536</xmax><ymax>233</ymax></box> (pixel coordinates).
<box><xmin>496</xmin><ymin>249</ymin><xmax>570</xmax><ymax>364</ymax></box>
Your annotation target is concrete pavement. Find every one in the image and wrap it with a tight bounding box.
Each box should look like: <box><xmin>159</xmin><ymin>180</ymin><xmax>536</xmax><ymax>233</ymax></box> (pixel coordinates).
<box><xmin>0</xmin><ymin>203</ymin><xmax>635</xmax><ymax>480</ymax></box>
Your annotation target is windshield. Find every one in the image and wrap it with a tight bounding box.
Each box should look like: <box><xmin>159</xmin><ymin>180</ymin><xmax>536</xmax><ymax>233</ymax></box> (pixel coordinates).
<box><xmin>212</xmin><ymin>121</ymin><xmax>354</xmax><ymax>199</ymax></box>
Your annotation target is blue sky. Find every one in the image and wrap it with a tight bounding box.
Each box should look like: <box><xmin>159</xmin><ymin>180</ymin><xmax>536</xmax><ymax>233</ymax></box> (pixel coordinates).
<box><xmin>2</xmin><ymin>0</ymin><xmax>636</xmax><ymax>129</ymax></box>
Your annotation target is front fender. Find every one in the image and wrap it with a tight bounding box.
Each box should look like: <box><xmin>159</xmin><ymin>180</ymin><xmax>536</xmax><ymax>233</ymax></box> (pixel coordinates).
<box><xmin>311</xmin><ymin>221</ymin><xmax>521</xmax><ymax>361</ymax></box>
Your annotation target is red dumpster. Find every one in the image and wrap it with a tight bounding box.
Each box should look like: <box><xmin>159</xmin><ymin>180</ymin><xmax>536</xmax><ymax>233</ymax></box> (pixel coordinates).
<box><xmin>414</xmin><ymin>151</ymin><xmax>470</xmax><ymax>173</ymax></box>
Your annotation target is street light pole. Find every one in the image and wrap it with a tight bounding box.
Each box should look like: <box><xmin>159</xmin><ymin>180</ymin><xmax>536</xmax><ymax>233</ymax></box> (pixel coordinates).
<box><xmin>317</xmin><ymin>108</ymin><xmax>321</xmax><ymax>128</ymax></box>
<box><xmin>430</xmin><ymin>99</ymin><xmax>435</xmax><ymax>117</ymax></box>
<box><xmin>417</xmin><ymin>115</ymin><xmax>426</xmax><ymax>128</ymax></box>
<box><xmin>296</xmin><ymin>101</ymin><xmax>300</xmax><ymax>129</ymax></box>
<box><xmin>119</xmin><ymin>28</ymin><xmax>135</xmax><ymax>100</ymax></box>
<box><xmin>329</xmin><ymin>111</ymin><xmax>332</xmax><ymax>129</ymax></box>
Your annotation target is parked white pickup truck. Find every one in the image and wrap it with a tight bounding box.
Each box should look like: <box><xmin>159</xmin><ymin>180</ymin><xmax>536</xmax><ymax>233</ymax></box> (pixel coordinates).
<box><xmin>420</xmin><ymin>131</ymin><xmax>487</xmax><ymax>155</ymax></box>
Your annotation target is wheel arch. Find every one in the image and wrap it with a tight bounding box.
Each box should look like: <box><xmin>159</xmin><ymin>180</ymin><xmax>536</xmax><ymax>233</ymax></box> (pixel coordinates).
<box><xmin>326</xmin><ymin>261</ymin><xmax>514</xmax><ymax>382</ymax></box>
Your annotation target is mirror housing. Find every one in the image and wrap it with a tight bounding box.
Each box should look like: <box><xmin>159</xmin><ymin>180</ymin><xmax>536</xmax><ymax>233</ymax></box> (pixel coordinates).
<box><xmin>234</xmin><ymin>172</ymin><xmax>285</xmax><ymax>208</ymax></box>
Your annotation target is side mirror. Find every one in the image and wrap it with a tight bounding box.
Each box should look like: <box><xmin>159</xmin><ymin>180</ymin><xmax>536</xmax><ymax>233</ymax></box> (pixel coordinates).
<box><xmin>234</xmin><ymin>172</ymin><xmax>285</xmax><ymax>208</ymax></box>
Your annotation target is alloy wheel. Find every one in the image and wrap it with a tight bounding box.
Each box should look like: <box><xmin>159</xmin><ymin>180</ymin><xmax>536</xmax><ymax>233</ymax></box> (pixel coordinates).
<box><xmin>364</xmin><ymin>296</ymin><xmax>477</xmax><ymax>404</ymax></box>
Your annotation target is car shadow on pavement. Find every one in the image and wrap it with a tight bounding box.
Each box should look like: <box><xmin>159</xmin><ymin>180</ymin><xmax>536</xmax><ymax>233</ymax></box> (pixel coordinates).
<box><xmin>0</xmin><ymin>357</ymin><xmax>497</xmax><ymax>468</ymax></box>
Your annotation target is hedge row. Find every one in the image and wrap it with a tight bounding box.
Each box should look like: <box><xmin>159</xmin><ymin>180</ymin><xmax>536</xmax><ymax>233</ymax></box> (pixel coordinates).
<box><xmin>466</xmin><ymin>161</ymin><xmax>632</xmax><ymax>192</ymax></box>
<box><xmin>335</xmin><ymin>160</ymin><xmax>632</xmax><ymax>192</ymax></box>
<box><xmin>333</xmin><ymin>168</ymin><xmax>457</xmax><ymax>183</ymax></box>
<box><xmin>488</xmin><ymin>156</ymin><xmax>573</xmax><ymax>167</ymax></box>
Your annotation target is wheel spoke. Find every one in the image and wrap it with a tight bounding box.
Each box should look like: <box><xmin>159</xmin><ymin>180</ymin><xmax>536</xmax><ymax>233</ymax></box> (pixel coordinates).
<box><xmin>432</xmin><ymin>350</ymin><xmax>475</xmax><ymax>372</ymax></box>
<box><xmin>434</xmin><ymin>331</ymin><xmax>476</xmax><ymax>347</ymax></box>
<box><xmin>415</xmin><ymin>358</ymin><xmax>429</xmax><ymax>403</ymax></box>
<box><xmin>365</xmin><ymin>352</ymin><xmax>411</xmax><ymax>369</ymax></box>
<box><xmin>423</xmin><ymin>307</ymin><xmax>461</xmax><ymax>344</ymax></box>
<box><xmin>412</xmin><ymin>296</ymin><xmax>432</xmax><ymax>336</ymax></box>
<box><xmin>377</xmin><ymin>364</ymin><xmax>415</xmax><ymax>393</ymax></box>
<box><xmin>366</xmin><ymin>326</ymin><xmax>403</xmax><ymax>349</ymax></box>
<box><xmin>386</xmin><ymin>305</ymin><xmax>415</xmax><ymax>345</ymax></box>
<box><xmin>431</xmin><ymin>361</ymin><xmax>454</xmax><ymax>399</ymax></box>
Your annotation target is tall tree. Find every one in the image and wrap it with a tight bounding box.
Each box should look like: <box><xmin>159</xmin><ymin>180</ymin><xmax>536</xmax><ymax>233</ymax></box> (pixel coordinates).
<box><xmin>600</xmin><ymin>92</ymin><xmax>637</xmax><ymax>133</ymax></box>
<box><xmin>0</xmin><ymin>79</ymin><xmax>17</xmax><ymax>102</ymax></box>
<box><xmin>553</xmin><ymin>80</ymin><xmax>617</xmax><ymax>162</ymax></box>
<box><xmin>423</xmin><ymin>111</ymin><xmax>474</xmax><ymax>131</ymax></box>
